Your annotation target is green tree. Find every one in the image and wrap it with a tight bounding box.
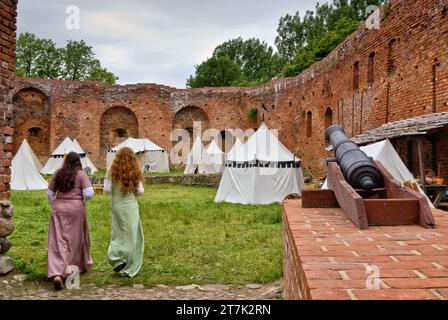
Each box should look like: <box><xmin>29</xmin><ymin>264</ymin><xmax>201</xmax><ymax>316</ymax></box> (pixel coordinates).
<box><xmin>15</xmin><ymin>33</ymin><xmax>118</xmax><ymax>84</ymax></box>
<box><xmin>186</xmin><ymin>56</ymin><xmax>242</xmax><ymax>88</ymax></box>
<box><xmin>275</xmin><ymin>12</ymin><xmax>304</xmax><ymax>64</ymax></box>
<box><xmin>61</xmin><ymin>40</ymin><xmax>95</xmax><ymax>81</ymax></box>
<box><xmin>349</xmin><ymin>0</ymin><xmax>383</xmax><ymax>20</ymax></box>
<box><xmin>87</xmin><ymin>59</ymin><xmax>119</xmax><ymax>84</ymax></box>
<box><xmin>278</xmin><ymin>0</ymin><xmax>384</xmax><ymax>77</ymax></box>
<box><xmin>16</xmin><ymin>32</ymin><xmax>62</xmax><ymax>79</ymax></box>
<box><xmin>213</xmin><ymin>37</ymin><xmax>281</xmax><ymax>84</ymax></box>
<box><xmin>282</xmin><ymin>46</ymin><xmax>316</xmax><ymax>77</ymax></box>
<box><xmin>283</xmin><ymin>17</ymin><xmax>359</xmax><ymax>76</ymax></box>
<box><xmin>188</xmin><ymin>37</ymin><xmax>281</xmax><ymax>88</ymax></box>
<box><xmin>314</xmin><ymin>17</ymin><xmax>360</xmax><ymax>59</ymax></box>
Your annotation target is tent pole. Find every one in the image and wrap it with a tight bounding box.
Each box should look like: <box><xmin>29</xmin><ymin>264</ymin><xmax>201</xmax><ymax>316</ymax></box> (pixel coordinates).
<box><xmin>417</xmin><ymin>138</ymin><xmax>427</xmax><ymax>194</ymax></box>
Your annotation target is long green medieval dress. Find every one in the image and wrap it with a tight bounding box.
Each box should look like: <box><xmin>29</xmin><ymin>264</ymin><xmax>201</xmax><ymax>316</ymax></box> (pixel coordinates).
<box><xmin>104</xmin><ymin>177</ymin><xmax>144</xmax><ymax>278</ymax></box>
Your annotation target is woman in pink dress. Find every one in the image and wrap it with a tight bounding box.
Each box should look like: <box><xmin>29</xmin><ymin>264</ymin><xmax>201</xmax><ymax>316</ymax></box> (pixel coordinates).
<box><xmin>47</xmin><ymin>152</ymin><xmax>94</xmax><ymax>290</ymax></box>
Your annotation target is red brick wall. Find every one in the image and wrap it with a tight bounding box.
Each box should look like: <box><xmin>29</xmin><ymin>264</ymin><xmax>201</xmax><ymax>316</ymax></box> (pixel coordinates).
<box><xmin>283</xmin><ymin>203</ymin><xmax>311</xmax><ymax>299</ymax></box>
<box><xmin>0</xmin><ymin>0</ymin><xmax>17</xmax><ymax>200</ymax></box>
<box><xmin>12</xmin><ymin>0</ymin><xmax>448</xmax><ymax>176</ymax></box>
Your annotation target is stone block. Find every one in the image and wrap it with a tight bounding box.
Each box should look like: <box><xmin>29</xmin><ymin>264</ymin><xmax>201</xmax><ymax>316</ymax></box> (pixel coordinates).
<box><xmin>0</xmin><ymin>217</ymin><xmax>15</xmax><ymax>238</ymax></box>
<box><xmin>0</xmin><ymin>237</ymin><xmax>11</xmax><ymax>254</ymax></box>
<box><xmin>0</xmin><ymin>255</ymin><xmax>14</xmax><ymax>275</ymax></box>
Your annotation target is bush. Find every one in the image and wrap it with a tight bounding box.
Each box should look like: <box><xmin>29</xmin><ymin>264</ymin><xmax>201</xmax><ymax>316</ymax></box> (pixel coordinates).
<box><xmin>283</xmin><ymin>17</ymin><xmax>360</xmax><ymax>77</ymax></box>
<box><xmin>246</xmin><ymin>107</ymin><xmax>259</xmax><ymax>123</ymax></box>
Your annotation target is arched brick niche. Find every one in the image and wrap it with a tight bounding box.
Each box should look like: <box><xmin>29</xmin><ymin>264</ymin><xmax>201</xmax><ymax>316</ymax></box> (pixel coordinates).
<box><xmin>172</xmin><ymin>106</ymin><xmax>210</xmax><ymax>142</ymax></box>
<box><xmin>306</xmin><ymin>111</ymin><xmax>312</xmax><ymax>138</ymax></box>
<box><xmin>99</xmin><ymin>106</ymin><xmax>138</xmax><ymax>166</ymax></box>
<box><xmin>171</xmin><ymin>106</ymin><xmax>210</xmax><ymax>164</ymax></box>
<box><xmin>324</xmin><ymin>107</ymin><xmax>333</xmax><ymax>130</ymax></box>
<box><xmin>13</xmin><ymin>88</ymin><xmax>51</xmax><ymax>163</ymax></box>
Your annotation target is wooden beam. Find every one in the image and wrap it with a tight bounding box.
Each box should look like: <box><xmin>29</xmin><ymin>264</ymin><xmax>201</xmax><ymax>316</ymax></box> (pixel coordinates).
<box><xmin>431</xmin><ymin>136</ymin><xmax>438</xmax><ymax>175</ymax></box>
<box><xmin>417</xmin><ymin>138</ymin><xmax>427</xmax><ymax>194</ymax></box>
<box><xmin>407</xmin><ymin>139</ymin><xmax>413</xmax><ymax>173</ymax></box>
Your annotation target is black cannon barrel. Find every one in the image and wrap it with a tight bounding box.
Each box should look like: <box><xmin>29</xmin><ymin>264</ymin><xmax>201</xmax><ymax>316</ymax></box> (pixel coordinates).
<box><xmin>326</xmin><ymin>125</ymin><xmax>383</xmax><ymax>190</ymax></box>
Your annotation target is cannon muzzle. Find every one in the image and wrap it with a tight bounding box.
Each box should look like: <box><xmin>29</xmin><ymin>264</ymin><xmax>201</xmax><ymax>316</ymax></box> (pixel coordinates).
<box><xmin>326</xmin><ymin>125</ymin><xmax>383</xmax><ymax>190</ymax></box>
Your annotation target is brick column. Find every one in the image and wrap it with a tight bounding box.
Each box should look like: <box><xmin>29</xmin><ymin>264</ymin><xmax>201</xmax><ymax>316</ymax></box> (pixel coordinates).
<box><xmin>0</xmin><ymin>0</ymin><xmax>18</xmax><ymax>201</ymax></box>
<box><xmin>0</xmin><ymin>0</ymin><xmax>17</xmax><ymax>275</ymax></box>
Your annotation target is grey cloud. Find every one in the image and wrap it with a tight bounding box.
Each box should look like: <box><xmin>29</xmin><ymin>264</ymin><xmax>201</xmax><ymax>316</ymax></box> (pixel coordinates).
<box><xmin>17</xmin><ymin>0</ymin><xmax>323</xmax><ymax>88</ymax></box>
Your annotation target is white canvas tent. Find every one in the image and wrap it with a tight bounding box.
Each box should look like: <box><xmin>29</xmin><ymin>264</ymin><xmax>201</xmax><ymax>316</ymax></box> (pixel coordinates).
<box><xmin>41</xmin><ymin>137</ymin><xmax>96</xmax><ymax>175</ymax></box>
<box><xmin>106</xmin><ymin>138</ymin><xmax>169</xmax><ymax>173</ymax></box>
<box><xmin>215</xmin><ymin>123</ymin><xmax>305</xmax><ymax>205</ymax></box>
<box><xmin>206</xmin><ymin>140</ymin><xmax>225</xmax><ymax>173</ymax></box>
<box><xmin>73</xmin><ymin>139</ymin><xmax>98</xmax><ymax>174</ymax></box>
<box><xmin>11</xmin><ymin>139</ymin><xmax>48</xmax><ymax>190</ymax></box>
<box><xmin>322</xmin><ymin>139</ymin><xmax>433</xmax><ymax>207</ymax></box>
<box><xmin>226</xmin><ymin>138</ymin><xmax>243</xmax><ymax>159</ymax></box>
<box><xmin>184</xmin><ymin>137</ymin><xmax>217</xmax><ymax>174</ymax></box>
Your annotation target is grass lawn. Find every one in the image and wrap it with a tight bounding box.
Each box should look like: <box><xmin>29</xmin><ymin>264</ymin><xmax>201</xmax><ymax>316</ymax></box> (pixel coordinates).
<box><xmin>9</xmin><ymin>184</ymin><xmax>282</xmax><ymax>287</ymax></box>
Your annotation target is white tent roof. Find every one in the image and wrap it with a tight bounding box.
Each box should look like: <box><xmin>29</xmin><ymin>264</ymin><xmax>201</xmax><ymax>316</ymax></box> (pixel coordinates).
<box><xmin>227</xmin><ymin>139</ymin><xmax>243</xmax><ymax>157</ymax></box>
<box><xmin>72</xmin><ymin>139</ymin><xmax>85</xmax><ymax>153</ymax></box>
<box><xmin>184</xmin><ymin>137</ymin><xmax>217</xmax><ymax>174</ymax></box>
<box><xmin>73</xmin><ymin>139</ymin><xmax>98</xmax><ymax>173</ymax></box>
<box><xmin>41</xmin><ymin>137</ymin><xmax>97</xmax><ymax>175</ymax></box>
<box><xmin>109</xmin><ymin>138</ymin><xmax>165</xmax><ymax>153</ymax></box>
<box><xmin>52</xmin><ymin>137</ymin><xmax>84</xmax><ymax>156</ymax></box>
<box><xmin>186</xmin><ymin>137</ymin><xmax>206</xmax><ymax>165</ymax></box>
<box><xmin>206</xmin><ymin>140</ymin><xmax>224</xmax><ymax>155</ymax></box>
<box><xmin>11</xmin><ymin>139</ymin><xmax>48</xmax><ymax>190</ymax></box>
<box><xmin>227</xmin><ymin>123</ymin><xmax>299</xmax><ymax>162</ymax></box>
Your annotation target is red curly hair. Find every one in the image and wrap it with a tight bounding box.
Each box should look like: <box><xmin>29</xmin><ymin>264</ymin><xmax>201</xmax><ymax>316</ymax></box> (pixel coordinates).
<box><xmin>110</xmin><ymin>147</ymin><xmax>143</xmax><ymax>196</ymax></box>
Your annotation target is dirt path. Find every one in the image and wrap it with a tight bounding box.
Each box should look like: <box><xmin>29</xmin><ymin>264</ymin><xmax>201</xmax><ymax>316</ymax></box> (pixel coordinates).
<box><xmin>0</xmin><ymin>273</ymin><xmax>283</xmax><ymax>300</ymax></box>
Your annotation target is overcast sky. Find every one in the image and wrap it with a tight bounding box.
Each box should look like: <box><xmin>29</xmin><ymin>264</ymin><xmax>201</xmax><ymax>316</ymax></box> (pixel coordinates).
<box><xmin>17</xmin><ymin>0</ymin><xmax>324</xmax><ymax>88</ymax></box>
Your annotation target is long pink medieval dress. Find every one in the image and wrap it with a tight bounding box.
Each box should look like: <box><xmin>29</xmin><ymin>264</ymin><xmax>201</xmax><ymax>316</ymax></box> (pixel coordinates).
<box><xmin>47</xmin><ymin>170</ymin><xmax>94</xmax><ymax>278</ymax></box>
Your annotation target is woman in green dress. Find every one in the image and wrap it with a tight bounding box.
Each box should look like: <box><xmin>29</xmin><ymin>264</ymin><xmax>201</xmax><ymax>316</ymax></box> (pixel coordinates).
<box><xmin>104</xmin><ymin>147</ymin><xmax>144</xmax><ymax>278</ymax></box>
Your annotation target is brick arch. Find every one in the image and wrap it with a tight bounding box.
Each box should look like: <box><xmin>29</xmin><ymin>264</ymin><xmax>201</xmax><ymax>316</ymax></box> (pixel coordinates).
<box><xmin>171</xmin><ymin>106</ymin><xmax>210</xmax><ymax>164</ymax></box>
<box><xmin>172</xmin><ymin>106</ymin><xmax>209</xmax><ymax>129</ymax></box>
<box><xmin>172</xmin><ymin>106</ymin><xmax>210</xmax><ymax>143</ymax></box>
<box><xmin>12</xmin><ymin>83</ymin><xmax>51</xmax><ymax>99</ymax></box>
<box><xmin>99</xmin><ymin>106</ymin><xmax>138</xmax><ymax>166</ymax></box>
<box><xmin>13</xmin><ymin>87</ymin><xmax>51</xmax><ymax>163</ymax></box>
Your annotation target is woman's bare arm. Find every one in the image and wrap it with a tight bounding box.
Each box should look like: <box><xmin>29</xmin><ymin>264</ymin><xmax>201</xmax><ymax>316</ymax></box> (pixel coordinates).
<box><xmin>136</xmin><ymin>182</ymin><xmax>144</xmax><ymax>196</ymax></box>
<box><xmin>103</xmin><ymin>178</ymin><xmax>112</xmax><ymax>194</ymax></box>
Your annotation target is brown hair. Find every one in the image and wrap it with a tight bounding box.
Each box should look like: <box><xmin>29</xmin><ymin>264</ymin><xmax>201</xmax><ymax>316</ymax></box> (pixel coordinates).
<box><xmin>110</xmin><ymin>147</ymin><xmax>143</xmax><ymax>196</ymax></box>
<box><xmin>54</xmin><ymin>152</ymin><xmax>83</xmax><ymax>193</ymax></box>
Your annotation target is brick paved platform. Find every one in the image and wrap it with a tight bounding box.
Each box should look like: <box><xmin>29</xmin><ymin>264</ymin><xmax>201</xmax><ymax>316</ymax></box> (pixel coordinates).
<box><xmin>282</xmin><ymin>199</ymin><xmax>448</xmax><ymax>300</ymax></box>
